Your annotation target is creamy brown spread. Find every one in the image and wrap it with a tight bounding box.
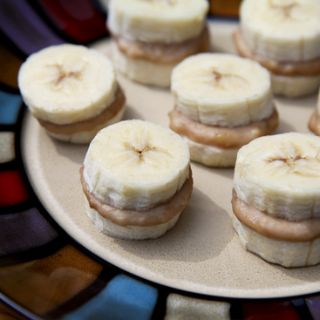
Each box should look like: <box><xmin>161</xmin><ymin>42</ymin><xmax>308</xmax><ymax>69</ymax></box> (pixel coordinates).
<box><xmin>80</xmin><ymin>166</ymin><xmax>193</xmax><ymax>227</ymax></box>
<box><xmin>308</xmin><ymin>111</ymin><xmax>320</xmax><ymax>136</ymax></box>
<box><xmin>38</xmin><ymin>87</ymin><xmax>126</xmax><ymax>134</ymax></box>
<box><xmin>232</xmin><ymin>191</ymin><xmax>320</xmax><ymax>242</ymax></box>
<box><xmin>168</xmin><ymin>109</ymin><xmax>278</xmax><ymax>149</ymax></box>
<box><xmin>233</xmin><ymin>29</ymin><xmax>320</xmax><ymax>76</ymax></box>
<box><xmin>113</xmin><ymin>26</ymin><xmax>209</xmax><ymax>64</ymax></box>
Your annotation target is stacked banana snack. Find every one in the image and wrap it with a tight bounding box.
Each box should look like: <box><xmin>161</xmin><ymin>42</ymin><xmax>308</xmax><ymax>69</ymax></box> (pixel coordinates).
<box><xmin>234</xmin><ymin>0</ymin><xmax>320</xmax><ymax>97</ymax></box>
<box><xmin>18</xmin><ymin>44</ymin><xmax>126</xmax><ymax>144</ymax></box>
<box><xmin>232</xmin><ymin>133</ymin><xmax>320</xmax><ymax>267</ymax></box>
<box><xmin>81</xmin><ymin>120</ymin><xmax>193</xmax><ymax>240</ymax></box>
<box><xmin>107</xmin><ymin>0</ymin><xmax>209</xmax><ymax>87</ymax></box>
<box><xmin>169</xmin><ymin>53</ymin><xmax>278</xmax><ymax>167</ymax></box>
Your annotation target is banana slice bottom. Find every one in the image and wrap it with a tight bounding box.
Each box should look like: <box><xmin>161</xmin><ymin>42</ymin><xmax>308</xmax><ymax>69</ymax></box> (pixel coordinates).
<box><xmin>232</xmin><ymin>190</ymin><xmax>320</xmax><ymax>267</ymax></box>
<box><xmin>111</xmin><ymin>28</ymin><xmax>209</xmax><ymax>87</ymax></box>
<box><xmin>234</xmin><ymin>30</ymin><xmax>320</xmax><ymax>97</ymax></box>
<box><xmin>85</xmin><ymin>202</ymin><xmax>180</xmax><ymax>240</ymax></box>
<box><xmin>81</xmin><ymin>166</ymin><xmax>193</xmax><ymax>240</ymax></box>
<box><xmin>185</xmin><ymin>137</ymin><xmax>238</xmax><ymax>168</ymax></box>
<box><xmin>169</xmin><ymin>108</ymin><xmax>278</xmax><ymax>167</ymax></box>
<box><xmin>38</xmin><ymin>87</ymin><xmax>126</xmax><ymax>143</ymax></box>
<box><xmin>271</xmin><ymin>74</ymin><xmax>320</xmax><ymax>98</ymax></box>
<box><xmin>232</xmin><ymin>215</ymin><xmax>320</xmax><ymax>268</ymax></box>
<box><xmin>113</xmin><ymin>26</ymin><xmax>209</xmax><ymax>64</ymax></box>
<box><xmin>112</xmin><ymin>42</ymin><xmax>174</xmax><ymax>87</ymax></box>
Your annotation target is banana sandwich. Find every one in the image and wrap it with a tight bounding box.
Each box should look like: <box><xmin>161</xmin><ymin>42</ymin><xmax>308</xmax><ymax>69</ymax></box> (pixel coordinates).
<box><xmin>234</xmin><ymin>0</ymin><xmax>320</xmax><ymax>98</ymax></box>
<box><xmin>81</xmin><ymin>120</ymin><xmax>193</xmax><ymax>240</ymax></box>
<box><xmin>169</xmin><ymin>53</ymin><xmax>278</xmax><ymax>167</ymax></box>
<box><xmin>232</xmin><ymin>133</ymin><xmax>320</xmax><ymax>267</ymax></box>
<box><xmin>107</xmin><ymin>0</ymin><xmax>209</xmax><ymax>87</ymax></box>
<box><xmin>309</xmin><ymin>89</ymin><xmax>320</xmax><ymax>136</ymax></box>
<box><xmin>18</xmin><ymin>44</ymin><xmax>126</xmax><ymax>143</ymax></box>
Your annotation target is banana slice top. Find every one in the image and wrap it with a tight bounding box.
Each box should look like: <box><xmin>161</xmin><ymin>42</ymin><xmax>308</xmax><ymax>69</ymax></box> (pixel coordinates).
<box><xmin>241</xmin><ymin>0</ymin><xmax>320</xmax><ymax>61</ymax></box>
<box><xmin>83</xmin><ymin>120</ymin><xmax>190</xmax><ymax>210</ymax></box>
<box><xmin>18</xmin><ymin>44</ymin><xmax>117</xmax><ymax>125</ymax></box>
<box><xmin>235</xmin><ymin>132</ymin><xmax>320</xmax><ymax>200</ymax></box>
<box><xmin>171</xmin><ymin>53</ymin><xmax>271</xmax><ymax>112</ymax></box>
<box><xmin>234</xmin><ymin>133</ymin><xmax>320</xmax><ymax>221</ymax></box>
<box><xmin>108</xmin><ymin>0</ymin><xmax>209</xmax><ymax>43</ymax></box>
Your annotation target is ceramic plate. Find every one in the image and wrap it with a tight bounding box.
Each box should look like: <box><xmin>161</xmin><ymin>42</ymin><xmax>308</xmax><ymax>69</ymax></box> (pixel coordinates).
<box><xmin>22</xmin><ymin>22</ymin><xmax>320</xmax><ymax>299</ymax></box>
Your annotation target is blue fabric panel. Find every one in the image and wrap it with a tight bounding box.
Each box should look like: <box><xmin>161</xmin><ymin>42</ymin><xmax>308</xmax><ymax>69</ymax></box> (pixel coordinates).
<box><xmin>64</xmin><ymin>274</ymin><xmax>158</xmax><ymax>320</ymax></box>
<box><xmin>0</xmin><ymin>91</ymin><xmax>21</xmax><ymax>125</ymax></box>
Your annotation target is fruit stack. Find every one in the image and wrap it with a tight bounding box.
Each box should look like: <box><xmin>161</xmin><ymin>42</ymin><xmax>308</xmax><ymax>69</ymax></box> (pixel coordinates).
<box><xmin>234</xmin><ymin>0</ymin><xmax>320</xmax><ymax>97</ymax></box>
<box><xmin>232</xmin><ymin>133</ymin><xmax>320</xmax><ymax>267</ymax></box>
<box><xmin>107</xmin><ymin>0</ymin><xmax>209</xmax><ymax>87</ymax></box>
<box><xmin>18</xmin><ymin>44</ymin><xmax>126</xmax><ymax>143</ymax></box>
<box><xmin>169</xmin><ymin>53</ymin><xmax>278</xmax><ymax>167</ymax></box>
<box><xmin>81</xmin><ymin>120</ymin><xmax>193</xmax><ymax>240</ymax></box>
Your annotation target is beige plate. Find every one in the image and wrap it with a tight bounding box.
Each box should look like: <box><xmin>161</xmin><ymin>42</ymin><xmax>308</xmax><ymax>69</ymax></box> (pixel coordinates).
<box><xmin>22</xmin><ymin>22</ymin><xmax>320</xmax><ymax>299</ymax></box>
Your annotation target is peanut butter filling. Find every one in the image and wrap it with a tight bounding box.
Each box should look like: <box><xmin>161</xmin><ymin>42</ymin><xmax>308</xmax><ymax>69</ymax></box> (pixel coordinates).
<box><xmin>308</xmin><ymin>111</ymin><xmax>320</xmax><ymax>136</ymax></box>
<box><xmin>113</xmin><ymin>26</ymin><xmax>209</xmax><ymax>64</ymax></box>
<box><xmin>232</xmin><ymin>191</ymin><xmax>320</xmax><ymax>242</ymax></box>
<box><xmin>233</xmin><ymin>29</ymin><xmax>320</xmax><ymax>77</ymax></box>
<box><xmin>38</xmin><ymin>87</ymin><xmax>125</xmax><ymax>135</ymax></box>
<box><xmin>80</xmin><ymin>166</ymin><xmax>193</xmax><ymax>227</ymax></box>
<box><xmin>168</xmin><ymin>109</ymin><xmax>278</xmax><ymax>149</ymax></box>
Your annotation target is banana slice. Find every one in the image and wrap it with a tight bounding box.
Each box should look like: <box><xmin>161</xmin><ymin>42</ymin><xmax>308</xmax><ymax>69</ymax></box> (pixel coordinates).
<box><xmin>85</xmin><ymin>200</ymin><xmax>182</xmax><ymax>240</ymax></box>
<box><xmin>240</xmin><ymin>0</ymin><xmax>320</xmax><ymax>62</ymax></box>
<box><xmin>271</xmin><ymin>73</ymin><xmax>320</xmax><ymax>98</ymax></box>
<box><xmin>171</xmin><ymin>53</ymin><xmax>273</xmax><ymax>127</ymax></box>
<box><xmin>19</xmin><ymin>44</ymin><xmax>117</xmax><ymax>124</ymax></box>
<box><xmin>18</xmin><ymin>44</ymin><xmax>124</xmax><ymax>143</ymax></box>
<box><xmin>111</xmin><ymin>42</ymin><xmax>175</xmax><ymax>87</ymax></box>
<box><xmin>184</xmin><ymin>136</ymin><xmax>238</xmax><ymax>168</ymax></box>
<box><xmin>234</xmin><ymin>133</ymin><xmax>320</xmax><ymax>221</ymax></box>
<box><xmin>108</xmin><ymin>0</ymin><xmax>209</xmax><ymax>43</ymax></box>
<box><xmin>232</xmin><ymin>215</ymin><xmax>320</xmax><ymax>267</ymax></box>
<box><xmin>83</xmin><ymin>120</ymin><xmax>190</xmax><ymax>211</ymax></box>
